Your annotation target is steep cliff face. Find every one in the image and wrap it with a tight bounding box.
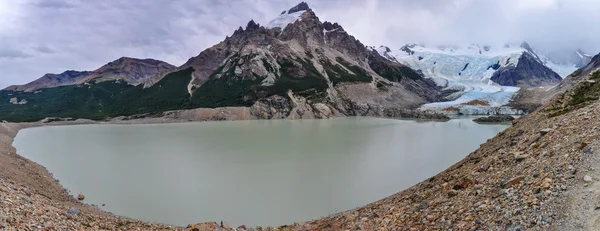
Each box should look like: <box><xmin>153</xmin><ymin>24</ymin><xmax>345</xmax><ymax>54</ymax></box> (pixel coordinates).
<box><xmin>4</xmin><ymin>57</ymin><xmax>175</xmax><ymax>92</ymax></box>
<box><xmin>491</xmin><ymin>52</ymin><xmax>562</xmax><ymax>87</ymax></box>
<box><xmin>144</xmin><ymin>2</ymin><xmax>442</xmax><ymax>118</ymax></box>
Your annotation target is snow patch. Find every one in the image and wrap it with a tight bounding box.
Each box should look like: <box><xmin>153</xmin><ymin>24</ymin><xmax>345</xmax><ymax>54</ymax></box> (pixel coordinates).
<box><xmin>265</xmin><ymin>10</ymin><xmax>306</xmax><ymax>30</ymax></box>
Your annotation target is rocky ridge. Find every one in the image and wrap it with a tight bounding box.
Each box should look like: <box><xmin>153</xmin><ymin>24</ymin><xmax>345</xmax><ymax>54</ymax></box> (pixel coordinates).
<box><xmin>4</xmin><ymin>57</ymin><xmax>176</xmax><ymax>92</ymax></box>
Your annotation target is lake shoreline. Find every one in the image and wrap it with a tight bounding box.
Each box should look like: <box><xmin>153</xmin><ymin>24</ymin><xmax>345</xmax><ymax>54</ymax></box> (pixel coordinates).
<box><xmin>1</xmin><ymin>103</ymin><xmax>595</xmax><ymax>230</ymax></box>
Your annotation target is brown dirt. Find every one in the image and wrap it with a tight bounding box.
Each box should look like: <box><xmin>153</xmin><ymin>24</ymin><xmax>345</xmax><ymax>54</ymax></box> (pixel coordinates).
<box><xmin>461</xmin><ymin>99</ymin><xmax>490</xmax><ymax>106</ymax></box>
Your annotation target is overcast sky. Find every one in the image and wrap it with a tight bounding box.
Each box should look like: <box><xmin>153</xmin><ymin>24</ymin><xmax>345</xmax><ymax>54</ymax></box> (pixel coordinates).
<box><xmin>1</xmin><ymin>0</ymin><xmax>599</xmax><ymax>88</ymax></box>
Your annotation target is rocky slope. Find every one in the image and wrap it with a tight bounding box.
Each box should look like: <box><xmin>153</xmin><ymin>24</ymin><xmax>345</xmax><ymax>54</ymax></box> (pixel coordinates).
<box><xmin>3</xmin><ymin>57</ymin><xmax>176</xmax><ymax>92</ymax></box>
<box><xmin>0</xmin><ymin>2</ymin><xmax>444</xmax><ymax>122</ymax></box>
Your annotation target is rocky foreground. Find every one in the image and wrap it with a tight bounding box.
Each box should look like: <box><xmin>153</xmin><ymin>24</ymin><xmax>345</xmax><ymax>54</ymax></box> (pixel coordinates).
<box><xmin>2</xmin><ymin>73</ymin><xmax>600</xmax><ymax>230</ymax></box>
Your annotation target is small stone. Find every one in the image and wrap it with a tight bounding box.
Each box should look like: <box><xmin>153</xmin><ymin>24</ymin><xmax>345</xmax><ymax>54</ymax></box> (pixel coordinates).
<box><xmin>77</xmin><ymin>194</ymin><xmax>85</xmax><ymax>200</ymax></box>
<box><xmin>512</xmin><ymin>119</ymin><xmax>519</xmax><ymax>125</ymax></box>
<box><xmin>66</xmin><ymin>207</ymin><xmax>80</xmax><ymax>215</ymax></box>
<box><xmin>584</xmin><ymin>175</ymin><xmax>593</xmax><ymax>182</ymax></box>
<box><xmin>502</xmin><ymin>176</ymin><xmax>525</xmax><ymax>188</ymax></box>
<box><xmin>584</xmin><ymin>148</ymin><xmax>592</xmax><ymax>153</ymax></box>
<box><xmin>238</xmin><ymin>225</ymin><xmax>247</xmax><ymax>230</ymax></box>
<box><xmin>514</xmin><ymin>153</ymin><xmax>529</xmax><ymax>162</ymax></box>
<box><xmin>448</xmin><ymin>190</ymin><xmax>458</xmax><ymax>197</ymax></box>
<box><xmin>539</xmin><ymin>128</ymin><xmax>553</xmax><ymax>135</ymax></box>
<box><xmin>0</xmin><ymin>215</ymin><xmax>6</xmax><ymax>222</ymax></box>
<box><xmin>102</xmin><ymin>204</ymin><xmax>105</xmax><ymax>206</ymax></box>
<box><xmin>533</xmin><ymin>172</ymin><xmax>540</xmax><ymax>178</ymax></box>
<box><xmin>579</xmin><ymin>141</ymin><xmax>589</xmax><ymax>149</ymax></box>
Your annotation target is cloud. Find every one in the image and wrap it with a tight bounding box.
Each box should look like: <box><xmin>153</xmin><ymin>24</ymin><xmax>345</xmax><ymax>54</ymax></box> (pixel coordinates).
<box><xmin>31</xmin><ymin>0</ymin><xmax>76</xmax><ymax>9</ymax></box>
<box><xmin>1</xmin><ymin>0</ymin><xmax>599</xmax><ymax>88</ymax></box>
<box><xmin>0</xmin><ymin>48</ymin><xmax>31</xmax><ymax>59</ymax></box>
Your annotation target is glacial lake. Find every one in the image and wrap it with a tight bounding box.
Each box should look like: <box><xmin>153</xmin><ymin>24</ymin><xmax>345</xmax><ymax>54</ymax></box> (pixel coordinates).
<box><xmin>13</xmin><ymin>117</ymin><xmax>508</xmax><ymax>227</ymax></box>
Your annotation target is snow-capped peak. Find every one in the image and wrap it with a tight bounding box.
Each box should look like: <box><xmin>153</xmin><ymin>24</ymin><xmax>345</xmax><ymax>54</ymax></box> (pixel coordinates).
<box><xmin>264</xmin><ymin>2</ymin><xmax>309</xmax><ymax>30</ymax></box>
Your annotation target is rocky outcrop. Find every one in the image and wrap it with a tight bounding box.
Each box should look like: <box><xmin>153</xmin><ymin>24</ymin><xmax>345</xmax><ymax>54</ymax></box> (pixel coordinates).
<box><xmin>473</xmin><ymin>115</ymin><xmax>515</xmax><ymax>123</ymax></box>
<box><xmin>5</xmin><ymin>58</ymin><xmax>175</xmax><ymax>92</ymax></box>
<box><xmin>491</xmin><ymin>52</ymin><xmax>562</xmax><ymax>87</ymax></box>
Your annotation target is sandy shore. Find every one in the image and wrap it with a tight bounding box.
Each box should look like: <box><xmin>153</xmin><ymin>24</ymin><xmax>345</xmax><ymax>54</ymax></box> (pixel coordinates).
<box><xmin>1</xmin><ymin>99</ymin><xmax>599</xmax><ymax>230</ymax></box>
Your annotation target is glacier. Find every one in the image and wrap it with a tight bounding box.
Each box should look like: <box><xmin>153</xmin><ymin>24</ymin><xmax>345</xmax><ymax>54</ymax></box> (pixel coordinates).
<box><xmin>370</xmin><ymin>44</ymin><xmax>569</xmax><ymax>115</ymax></box>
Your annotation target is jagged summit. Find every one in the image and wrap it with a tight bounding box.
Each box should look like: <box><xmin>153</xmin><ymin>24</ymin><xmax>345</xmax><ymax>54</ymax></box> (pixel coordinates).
<box><xmin>264</xmin><ymin>3</ymin><xmax>311</xmax><ymax>30</ymax></box>
<box><xmin>287</xmin><ymin>2</ymin><xmax>310</xmax><ymax>14</ymax></box>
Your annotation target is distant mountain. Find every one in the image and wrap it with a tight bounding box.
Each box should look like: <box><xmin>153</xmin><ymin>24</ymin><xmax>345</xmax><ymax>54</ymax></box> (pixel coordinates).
<box><xmin>372</xmin><ymin>42</ymin><xmax>562</xmax><ymax>87</ymax></box>
<box><xmin>367</xmin><ymin>43</ymin><xmax>563</xmax><ymax>115</ymax></box>
<box><xmin>4</xmin><ymin>57</ymin><xmax>176</xmax><ymax>92</ymax></box>
<box><xmin>539</xmin><ymin>49</ymin><xmax>593</xmax><ymax>77</ymax></box>
<box><xmin>0</xmin><ymin>2</ymin><xmax>443</xmax><ymax>122</ymax></box>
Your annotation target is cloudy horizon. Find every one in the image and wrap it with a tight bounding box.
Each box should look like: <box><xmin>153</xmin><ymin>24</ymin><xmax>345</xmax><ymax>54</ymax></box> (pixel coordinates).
<box><xmin>1</xmin><ymin>0</ymin><xmax>599</xmax><ymax>88</ymax></box>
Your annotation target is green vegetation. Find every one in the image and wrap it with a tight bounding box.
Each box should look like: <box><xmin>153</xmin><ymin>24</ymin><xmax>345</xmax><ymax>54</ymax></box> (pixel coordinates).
<box><xmin>321</xmin><ymin>58</ymin><xmax>372</xmax><ymax>85</ymax></box>
<box><xmin>546</xmin><ymin>71</ymin><xmax>600</xmax><ymax>117</ymax></box>
<box><xmin>0</xmin><ymin>54</ymin><xmax>401</xmax><ymax>122</ymax></box>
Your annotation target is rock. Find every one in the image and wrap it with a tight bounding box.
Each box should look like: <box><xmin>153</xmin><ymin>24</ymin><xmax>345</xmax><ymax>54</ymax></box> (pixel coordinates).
<box><xmin>187</xmin><ymin>222</ymin><xmax>220</xmax><ymax>231</ymax></box>
<box><xmin>221</xmin><ymin>220</ymin><xmax>231</xmax><ymax>229</ymax></box>
<box><xmin>584</xmin><ymin>148</ymin><xmax>592</xmax><ymax>153</ymax></box>
<box><xmin>514</xmin><ymin>153</ymin><xmax>529</xmax><ymax>162</ymax></box>
<box><xmin>579</xmin><ymin>141</ymin><xmax>589</xmax><ymax>149</ymax></box>
<box><xmin>541</xmin><ymin>178</ymin><xmax>553</xmax><ymax>189</ymax></box>
<box><xmin>584</xmin><ymin>175</ymin><xmax>593</xmax><ymax>182</ymax></box>
<box><xmin>539</xmin><ymin>128</ymin><xmax>553</xmax><ymax>135</ymax></box>
<box><xmin>312</xmin><ymin>103</ymin><xmax>333</xmax><ymax>118</ymax></box>
<box><xmin>447</xmin><ymin>190</ymin><xmax>458</xmax><ymax>197</ymax></box>
<box><xmin>502</xmin><ymin>176</ymin><xmax>525</xmax><ymax>188</ymax></box>
<box><xmin>453</xmin><ymin>178</ymin><xmax>477</xmax><ymax>190</ymax></box>
<box><xmin>473</xmin><ymin>115</ymin><xmax>515</xmax><ymax>123</ymax></box>
<box><xmin>77</xmin><ymin>194</ymin><xmax>85</xmax><ymax>200</ymax></box>
<box><xmin>512</xmin><ymin>119</ymin><xmax>519</xmax><ymax>125</ymax></box>
<box><xmin>66</xmin><ymin>207</ymin><xmax>80</xmax><ymax>215</ymax></box>
<box><xmin>237</xmin><ymin>225</ymin><xmax>248</xmax><ymax>230</ymax></box>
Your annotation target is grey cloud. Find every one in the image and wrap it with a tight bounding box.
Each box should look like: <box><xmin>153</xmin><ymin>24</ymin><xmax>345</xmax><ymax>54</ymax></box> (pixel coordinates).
<box><xmin>32</xmin><ymin>0</ymin><xmax>76</xmax><ymax>9</ymax></box>
<box><xmin>33</xmin><ymin>45</ymin><xmax>55</xmax><ymax>54</ymax></box>
<box><xmin>0</xmin><ymin>48</ymin><xmax>31</xmax><ymax>59</ymax></box>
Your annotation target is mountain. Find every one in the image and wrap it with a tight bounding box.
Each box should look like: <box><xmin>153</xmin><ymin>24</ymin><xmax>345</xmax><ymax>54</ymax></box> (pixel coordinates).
<box><xmin>0</xmin><ymin>2</ymin><xmax>443</xmax><ymax>122</ymax></box>
<box><xmin>4</xmin><ymin>57</ymin><xmax>176</xmax><ymax>92</ymax></box>
<box><xmin>370</xmin><ymin>42</ymin><xmax>563</xmax><ymax>115</ymax></box>
<box><xmin>539</xmin><ymin>49</ymin><xmax>593</xmax><ymax>77</ymax></box>
<box><xmin>510</xmin><ymin>53</ymin><xmax>600</xmax><ymax>111</ymax></box>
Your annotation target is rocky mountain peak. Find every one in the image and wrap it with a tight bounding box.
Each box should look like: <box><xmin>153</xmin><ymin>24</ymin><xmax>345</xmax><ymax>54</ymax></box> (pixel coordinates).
<box><xmin>520</xmin><ymin>41</ymin><xmax>537</xmax><ymax>55</ymax></box>
<box><xmin>287</xmin><ymin>2</ymin><xmax>310</xmax><ymax>14</ymax></box>
<box><xmin>245</xmin><ymin>20</ymin><xmax>260</xmax><ymax>31</ymax></box>
<box><xmin>323</xmin><ymin>21</ymin><xmax>344</xmax><ymax>31</ymax></box>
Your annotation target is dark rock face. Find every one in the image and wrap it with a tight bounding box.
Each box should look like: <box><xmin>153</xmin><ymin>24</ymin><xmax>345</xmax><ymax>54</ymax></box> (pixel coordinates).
<box><xmin>473</xmin><ymin>115</ymin><xmax>515</xmax><ymax>123</ymax></box>
<box><xmin>287</xmin><ymin>2</ymin><xmax>310</xmax><ymax>14</ymax></box>
<box><xmin>491</xmin><ymin>52</ymin><xmax>562</xmax><ymax>87</ymax></box>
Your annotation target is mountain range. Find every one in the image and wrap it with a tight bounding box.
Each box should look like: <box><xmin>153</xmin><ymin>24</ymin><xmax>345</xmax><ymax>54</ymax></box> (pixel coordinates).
<box><xmin>0</xmin><ymin>2</ymin><xmax>594</xmax><ymax>121</ymax></box>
